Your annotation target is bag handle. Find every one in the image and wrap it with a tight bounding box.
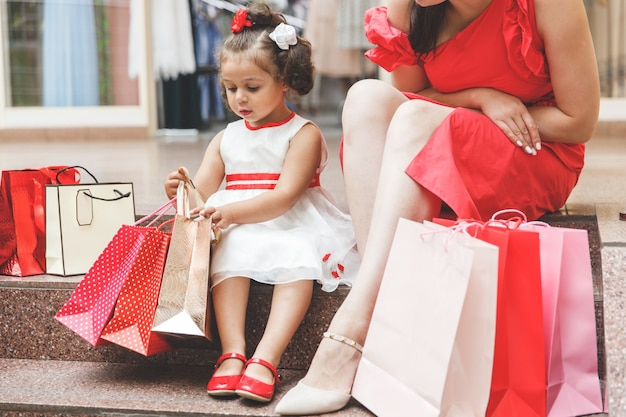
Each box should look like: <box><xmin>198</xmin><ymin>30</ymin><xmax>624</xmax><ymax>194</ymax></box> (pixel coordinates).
<box><xmin>135</xmin><ymin>198</ymin><xmax>176</xmax><ymax>227</ymax></box>
<box><xmin>519</xmin><ymin>220</ymin><xmax>551</xmax><ymax>230</ymax></box>
<box><xmin>487</xmin><ymin>209</ymin><xmax>528</xmax><ymax>229</ymax></box>
<box><xmin>33</xmin><ymin>166</ymin><xmax>80</xmax><ymax>184</ymax></box>
<box><xmin>55</xmin><ymin>165</ymin><xmax>99</xmax><ymax>184</ymax></box>
<box><xmin>175</xmin><ymin>180</ymin><xmax>221</xmax><ymax>243</ymax></box>
<box><xmin>177</xmin><ymin>181</ymin><xmax>191</xmax><ymax>218</ymax></box>
<box><xmin>157</xmin><ymin>218</ymin><xmax>175</xmax><ymax>231</ymax></box>
<box><xmin>179</xmin><ymin>166</ymin><xmax>205</xmax><ymax>208</ymax></box>
<box><xmin>80</xmin><ymin>189</ymin><xmax>131</xmax><ymax>202</ymax></box>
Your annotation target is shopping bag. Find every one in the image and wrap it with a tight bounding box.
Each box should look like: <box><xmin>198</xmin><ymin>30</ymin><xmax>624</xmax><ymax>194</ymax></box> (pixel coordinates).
<box><xmin>55</xmin><ymin>199</ymin><xmax>175</xmax><ymax>346</ymax></box>
<box><xmin>100</xmin><ymin>217</ymin><xmax>174</xmax><ymax>356</ymax></box>
<box><xmin>476</xmin><ymin>223</ymin><xmax>546</xmax><ymax>417</ymax></box>
<box><xmin>522</xmin><ymin>223</ymin><xmax>603</xmax><ymax>416</ymax></box>
<box><xmin>0</xmin><ymin>166</ymin><xmax>80</xmax><ymax>276</ymax></box>
<box><xmin>152</xmin><ymin>181</ymin><xmax>216</xmax><ymax>341</ymax></box>
<box><xmin>435</xmin><ymin>214</ymin><xmax>547</xmax><ymax>416</ymax></box>
<box><xmin>45</xmin><ymin>166</ymin><xmax>136</xmax><ymax>276</ymax></box>
<box><xmin>352</xmin><ymin>217</ymin><xmax>499</xmax><ymax>417</ymax></box>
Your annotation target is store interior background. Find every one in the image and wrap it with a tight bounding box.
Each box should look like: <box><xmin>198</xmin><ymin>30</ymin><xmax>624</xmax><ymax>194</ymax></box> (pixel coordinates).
<box><xmin>2</xmin><ymin>0</ymin><xmax>623</xmax><ymax>139</ymax></box>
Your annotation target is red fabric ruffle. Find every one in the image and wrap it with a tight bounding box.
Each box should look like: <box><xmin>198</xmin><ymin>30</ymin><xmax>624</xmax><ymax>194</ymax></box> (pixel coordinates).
<box><xmin>363</xmin><ymin>6</ymin><xmax>418</xmax><ymax>72</ymax></box>
<box><xmin>503</xmin><ymin>0</ymin><xmax>549</xmax><ymax>81</ymax></box>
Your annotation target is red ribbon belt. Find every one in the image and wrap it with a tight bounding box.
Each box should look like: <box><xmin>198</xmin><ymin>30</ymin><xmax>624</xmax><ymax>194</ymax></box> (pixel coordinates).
<box><xmin>225</xmin><ymin>173</ymin><xmax>320</xmax><ymax>190</ymax></box>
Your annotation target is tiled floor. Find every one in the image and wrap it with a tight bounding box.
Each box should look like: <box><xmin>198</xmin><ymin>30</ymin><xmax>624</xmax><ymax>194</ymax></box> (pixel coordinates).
<box><xmin>1</xmin><ymin>114</ymin><xmax>623</xmax><ymax>219</ymax></box>
<box><xmin>0</xmin><ymin>114</ymin><xmax>625</xmax><ymax>415</ymax></box>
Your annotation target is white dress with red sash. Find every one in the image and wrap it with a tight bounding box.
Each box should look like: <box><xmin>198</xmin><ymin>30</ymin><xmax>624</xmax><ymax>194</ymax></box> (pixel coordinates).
<box><xmin>205</xmin><ymin>113</ymin><xmax>359</xmax><ymax>292</ymax></box>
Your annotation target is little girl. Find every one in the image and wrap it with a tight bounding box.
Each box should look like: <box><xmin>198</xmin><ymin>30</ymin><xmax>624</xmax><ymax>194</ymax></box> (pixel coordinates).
<box><xmin>164</xmin><ymin>3</ymin><xmax>359</xmax><ymax>404</ymax></box>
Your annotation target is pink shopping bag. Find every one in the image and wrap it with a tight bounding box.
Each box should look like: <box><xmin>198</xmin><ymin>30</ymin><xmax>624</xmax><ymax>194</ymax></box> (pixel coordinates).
<box><xmin>523</xmin><ymin>223</ymin><xmax>604</xmax><ymax>416</ymax></box>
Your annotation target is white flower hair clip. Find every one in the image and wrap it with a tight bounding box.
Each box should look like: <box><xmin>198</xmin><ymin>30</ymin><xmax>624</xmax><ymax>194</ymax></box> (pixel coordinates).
<box><xmin>269</xmin><ymin>23</ymin><xmax>298</xmax><ymax>50</ymax></box>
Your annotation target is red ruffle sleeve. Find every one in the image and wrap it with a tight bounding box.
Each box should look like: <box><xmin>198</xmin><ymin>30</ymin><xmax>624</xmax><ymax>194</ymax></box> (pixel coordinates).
<box><xmin>503</xmin><ymin>0</ymin><xmax>549</xmax><ymax>81</ymax></box>
<box><xmin>364</xmin><ymin>6</ymin><xmax>419</xmax><ymax>72</ymax></box>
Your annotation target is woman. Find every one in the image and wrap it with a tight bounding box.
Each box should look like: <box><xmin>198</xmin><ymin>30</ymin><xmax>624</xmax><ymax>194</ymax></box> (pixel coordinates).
<box><xmin>275</xmin><ymin>0</ymin><xmax>600</xmax><ymax>414</ymax></box>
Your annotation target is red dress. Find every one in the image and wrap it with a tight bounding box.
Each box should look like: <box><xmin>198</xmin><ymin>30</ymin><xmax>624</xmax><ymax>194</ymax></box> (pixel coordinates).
<box><xmin>363</xmin><ymin>0</ymin><xmax>584</xmax><ymax>221</ymax></box>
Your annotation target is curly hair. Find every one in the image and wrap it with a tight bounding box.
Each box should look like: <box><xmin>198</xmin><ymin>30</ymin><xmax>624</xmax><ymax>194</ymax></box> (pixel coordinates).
<box><xmin>220</xmin><ymin>2</ymin><xmax>315</xmax><ymax>99</ymax></box>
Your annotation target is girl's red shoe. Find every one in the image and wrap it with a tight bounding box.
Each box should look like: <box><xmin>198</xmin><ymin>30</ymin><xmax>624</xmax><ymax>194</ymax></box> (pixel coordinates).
<box><xmin>206</xmin><ymin>352</ymin><xmax>247</xmax><ymax>396</ymax></box>
<box><xmin>235</xmin><ymin>357</ymin><xmax>282</xmax><ymax>402</ymax></box>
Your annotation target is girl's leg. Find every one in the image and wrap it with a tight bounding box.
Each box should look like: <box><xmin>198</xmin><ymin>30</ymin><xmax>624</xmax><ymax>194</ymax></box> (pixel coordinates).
<box><xmin>211</xmin><ymin>277</ymin><xmax>250</xmax><ymax>376</ymax></box>
<box><xmin>244</xmin><ymin>280</ymin><xmax>314</xmax><ymax>383</ymax></box>
<box><xmin>300</xmin><ymin>86</ymin><xmax>455</xmax><ymax>394</ymax></box>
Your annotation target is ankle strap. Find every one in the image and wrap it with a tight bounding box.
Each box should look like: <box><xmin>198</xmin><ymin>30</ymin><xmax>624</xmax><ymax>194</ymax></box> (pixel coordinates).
<box><xmin>215</xmin><ymin>352</ymin><xmax>247</xmax><ymax>368</ymax></box>
<box><xmin>245</xmin><ymin>357</ymin><xmax>282</xmax><ymax>383</ymax></box>
<box><xmin>323</xmin><ymin>332</ymin><xmax>363</xmax><ymax>353</ymax></box>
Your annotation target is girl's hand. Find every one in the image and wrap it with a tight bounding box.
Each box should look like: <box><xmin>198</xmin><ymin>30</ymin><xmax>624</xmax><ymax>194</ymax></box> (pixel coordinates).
<box><xmin>164</xmin><ymin>167</ymin><xmax>193</xmax><ymax>199</ymax></box>
<box><xmin>479</xmin><ymin>90</ymin><xmax>541</xmax><ymax>155</ymax></box>
<box><xmin>164</xmin><ymin>168</ymin><xmax>186</xmax><ymax>199</ymax></box>
<box><xmin>199</xmin><ymin>206</ymin><xmax>233</xmax><ymax>230</ymax></box>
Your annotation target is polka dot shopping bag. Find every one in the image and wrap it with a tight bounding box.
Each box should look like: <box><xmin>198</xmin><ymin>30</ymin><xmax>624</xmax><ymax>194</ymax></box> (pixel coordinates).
<box><xmin>100</xmin><ymin>224</ymin><xmax>173</xmax><ymax>356</ymax></box>
<box><xmin>55</xmin><ymin>199</ymin><xmax>175</xmax><ymax>347</ymax></box>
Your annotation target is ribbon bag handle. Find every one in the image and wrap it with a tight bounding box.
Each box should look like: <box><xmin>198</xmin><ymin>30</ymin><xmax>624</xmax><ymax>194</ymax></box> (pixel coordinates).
<box><xmin>135</xmin><ymin>198</ymin><xmax>177</xmax><ymax>227</ymax></box>
<box><xmin>487</xmin><ymin>209</ymin><xmax>528</xmax><ymax>229</ymax></box>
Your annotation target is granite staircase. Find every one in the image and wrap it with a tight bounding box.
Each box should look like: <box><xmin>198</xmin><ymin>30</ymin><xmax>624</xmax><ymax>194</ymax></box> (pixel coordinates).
<box><xmin>0</xmin><ymin>213</ymin><xmax>608</xmax><ymax>417</ymax></box>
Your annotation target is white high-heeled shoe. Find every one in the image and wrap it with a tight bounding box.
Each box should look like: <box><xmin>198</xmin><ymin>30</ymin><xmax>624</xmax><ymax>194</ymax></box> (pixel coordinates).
<box><xmin>274</xmin><ymin>332</ymin><xmax>363</xmax><ymax>416</ymax></box>
<box><xmin>275</xmin><ymin>380</ymin><xmax>351</xmax><ymax>415</ymax></box>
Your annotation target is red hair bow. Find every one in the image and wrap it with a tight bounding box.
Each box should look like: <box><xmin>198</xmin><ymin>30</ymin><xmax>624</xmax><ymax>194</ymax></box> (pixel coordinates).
<box><xmin>231</xmin><ymin>8</ymin><xmax>253</xmax><ymax>33</ymax></box>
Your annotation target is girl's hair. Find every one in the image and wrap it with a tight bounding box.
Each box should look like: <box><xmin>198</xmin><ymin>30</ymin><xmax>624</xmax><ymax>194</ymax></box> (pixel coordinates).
<box><xmin>408</xmin><ymin>1</ymin><xmax>448</xmax><ymax>55</ymax></box>
<box><xmin>220</xmin><ymin>2</ymin><xmax>315</xmax><ymax>97</ymax></box>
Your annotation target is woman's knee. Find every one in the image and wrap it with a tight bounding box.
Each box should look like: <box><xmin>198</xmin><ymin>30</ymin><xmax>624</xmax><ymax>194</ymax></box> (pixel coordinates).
<box><xmin>393</xmin><ymin>99</ymin><xmax>451</xmax><ymax>122</ymax></box>
<box><xmin>384</xmin><ymin>100</ymin><xmax>453</xmax><ymax>151</ymax></box>
<box><xmin>342</xmin><ymin>79</ymin><xmax>405</xmax><ymax>127</ymax></box>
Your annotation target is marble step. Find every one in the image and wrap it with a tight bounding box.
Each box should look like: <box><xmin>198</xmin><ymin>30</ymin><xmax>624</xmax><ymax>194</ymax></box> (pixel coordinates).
<box><xmin>0</xmin><ymin>213</ymin><xmax>608</xmax><ymax>417</ymax></box>
<box><xmin>0</xmin><ymin>213</ymin><xmax>606</xmax><ymax>369</ymax></box>
<box><xmin>0</xmin><ymin>276</ymin><xmax>346</xmax><ymax>369</ymax></box>
<box><xmin>0</xmin><ymin>358</ymin><xmax>373</xmax><ymax>417</ymax></box>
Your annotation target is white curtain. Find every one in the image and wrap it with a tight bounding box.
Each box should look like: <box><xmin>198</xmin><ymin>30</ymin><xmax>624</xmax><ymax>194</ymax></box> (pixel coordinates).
<box><xmin>585</xmin><ymin>0</ymin><xmax>626</xmax><ymax>97</ymax></box>
<box><xmin>42</xmin><ymin>0</ymin><xmax>99</xmax><ymax>106</ymax></box>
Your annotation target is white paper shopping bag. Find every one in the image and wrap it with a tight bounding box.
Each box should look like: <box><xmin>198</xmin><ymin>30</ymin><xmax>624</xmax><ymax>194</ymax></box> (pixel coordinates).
<box><xmin>352</xmin><ymin>218</ymin><xmax>498</xmax><ymax>417</ymax></box>
<box><xmin>45</xmin><ymin>182</ymin><xmax>135</xmax><ymax>275</ymax></box>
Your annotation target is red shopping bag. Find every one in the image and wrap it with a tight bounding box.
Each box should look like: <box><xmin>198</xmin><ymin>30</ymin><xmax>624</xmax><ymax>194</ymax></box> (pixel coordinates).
<box><xmin>477</xmin><ymin>225</ymin><xmax>546</xmax><ymax>417</ymax></box>
<box><xmin>100</xmin><ymin>222</ymin><xmax>173</xmax><ymax>356</ymax></box>
<box><xmin>477</xmin><ymin>226</ymin><xmax>547</xmax><ymax>417</ymax></box>
<box><xmin>435</xmin><ymin>216</ymin><xmax>547</xmax><ymax>416</ymax></box>
<box><xmin>55</xmin><ymin>200</ymin><xmax>174</xmax><ymax>346</ymax></box>
<box><xmin>0</xmin><ymin>166</ymin><xmax>80</xmax><ymax>276</ymax></box>
<box><xmin>522</xmin><ymin>223</ymin><xmax>603</xmax><ymax>416</ymax></box>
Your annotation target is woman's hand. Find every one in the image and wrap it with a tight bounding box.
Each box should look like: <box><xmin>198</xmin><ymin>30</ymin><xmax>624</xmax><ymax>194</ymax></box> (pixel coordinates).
<box><xmin>479</xmin><ymin>89</ymin><xmax>541</xmax><ymax>155</ymax></box>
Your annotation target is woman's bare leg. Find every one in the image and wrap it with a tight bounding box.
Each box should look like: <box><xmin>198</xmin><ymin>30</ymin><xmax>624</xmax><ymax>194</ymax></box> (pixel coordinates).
<box><xmin>211</xmin><ymin>277</ymin><xmax>250</xmax><ymax>376</ymax></box>
<box><xmin>342</xmin><ymin>79</ymin><xmax>406</xmax><ymax>252</ymax></box>
<box><xmin>244</xmin><ymin>280</ymin><xmax>314</xmax><ymax>383</ymax></box>
<box><xmin>299</xmin><ymin>81</ymin><xmax>455</xmax><ymax>394</ymax></box>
